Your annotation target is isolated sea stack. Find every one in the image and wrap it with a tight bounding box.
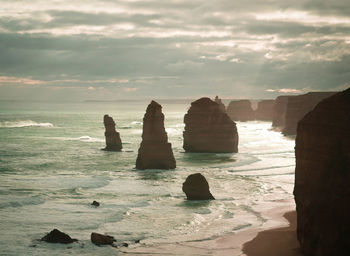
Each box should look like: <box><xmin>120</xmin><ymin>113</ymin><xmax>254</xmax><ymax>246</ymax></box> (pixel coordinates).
<box><xmin>214</xmin><ymin>96</ymin><xmax>226</xmax><ymax>113</ymax></box>
<box><xmin>272</xmin><ymin>95</ymin><xmax>291</xmax><ymax>128</ymax></box>
<box><xmin>255</xmin><ymin>100</ymin><xmax>275</xmax><ymax>120</ymax></box>
<box><xmin>294</xmin><ymin>88</ymin><xmax>350</xmax><ymax>256</ymax></box>
<box><xmin>103</xmin><ymin>115</ymin><xmax>122</xmax><ymax>151</ymax></box>
<box><xmin>136</xmin><ymin>101</ymin><xmax>176</xmax><ymax>169</ymax></box>
<box><xmin>182</xmin><ymin>173</ymin><xmax>215</xmax><ymax>200</ymax></box>
<box><xmin>226</xmin><ymin>100</ymin><xmax>255</xmax><ymax>121</ymax></box>
<box><xmin>283</xmin><ymin>92</ymin><xmax>336</xmax><ymax>135</ymax></box>
<box><xmin>183</xmin><ymin>97</ymin><xmax>238</xmax><ymax>153</ymax></box>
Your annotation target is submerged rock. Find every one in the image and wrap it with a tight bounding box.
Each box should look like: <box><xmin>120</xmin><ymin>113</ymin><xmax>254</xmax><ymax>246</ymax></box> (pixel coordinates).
<box><xmin>226</xmin><ymin>100</ymin><xmax>255</xmax><ymax>121</ymax></box>
<box><xmin>283</xmin><ymin>92</ymin><xmax>336</xmax><ymax>135</ymax></box>
<box><xmin>41</xmin><ymin>229</ymin><xmax>77</xmax><ymax>244</ymax></box>
<box><xmin>91</xmin><ymin>200</ymin><xmax>100</xmax><ymax>207</ymax></box>
<box><xmin>91</xmin><ymin>232</ymin><xmax>116</xmax><ymax>246</ymax></box>
<box><xmin>103</xmin><ymin>115</ymin><xmax>122</xmax><ymax>151</ymax></box>
<box><xmin>183</xmin><ymin>97</ymin><xmax>238</xmax><ymax>153</ymax></box>
<box><xmin>182</xmin><ymin>173</ymin><xmax>215</xmax><ymax>200</ymax></box>
<box><xmin>294</xmin><ymin>88</ymin><xmax>350</xmax><ymax>256</ymax></box>
<box><xmin>255</xmin><ymin>100</ymin><xmax>275</xmax><ymax>121</ymax></box>
<box><xmin>136</xmin><ymin>101</ymin><xmax>176</xmax><ymax>169</ymax></box>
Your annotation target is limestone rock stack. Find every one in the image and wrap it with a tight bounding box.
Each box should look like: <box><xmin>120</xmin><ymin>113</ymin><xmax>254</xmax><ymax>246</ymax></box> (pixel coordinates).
<box><xmin>182</xmin><ymin>173</ymin><xmax>215</xmax><ymax>200</ymax></box>
<box><xmin>136</xmin><ymin>101</ymin><xmax>176</xmax><ymax>170</ymax></box>
<box><xmin>226</xmin><ymin>100</ymin><xmax>255</xmax><ymax>121</ymax></box>
<box><xmin>183</xmin><ymin>97</ymin><xmax>238</xmax><ymax>153</ymax></box>
<box><xmin>272</xmin><ymin>96</ymin><xmax>291</xmax><ymax>128</ymax></box>
<box><xmin>255</xmin><ymin>100</ymin><xmax>275</xmax><ymax>120</ymax></box>
<box><xmin>283</xmin><ymin>92</ymin><xmax>336</xmax><ymax>135</ymax></box>
<box><xmin>294</xmin><ymin>88</ymin><xmax>350</xmax><ymax>256</ymax></box>
<box><xmin>103</xmin><ymin>115</ymin><xmax>122</xmax><ymax>151</ymax></box>
<box><xmin>214</xmin><ymin>96</ymin><xmax>226</xmax><ymax>113</ymax></box>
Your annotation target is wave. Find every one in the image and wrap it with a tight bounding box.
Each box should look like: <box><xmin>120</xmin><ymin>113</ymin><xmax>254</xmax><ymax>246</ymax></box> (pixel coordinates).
<box><xmin>51</xmin><ymin>136</ymin><xmax>104</xmax><ymax>142</ymax></box>
<box><xmin>0</xmin><ymin>120</ymin><xmax>53</xmax><ymax>128</ymax></box>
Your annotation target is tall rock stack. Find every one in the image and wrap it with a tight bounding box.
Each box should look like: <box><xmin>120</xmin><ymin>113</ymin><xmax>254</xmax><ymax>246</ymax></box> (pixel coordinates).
<box><xmin>255</xmin><ymin>100</ymin><xmax>275</xmax><ymax>120</ymax></box>
<box><xmin>272</xmin><ymin>96</ymin><xmax>291</xmax><ymax>128</ymax></box>
<box><xmin>283</xmin><ymin>92</ymin><xmax>336</xmax><ymax>135</ymax></box>
<box><xmin>214</xmin><ymin>96</ymin><xmax>226</xmax><ymax>113</ymax></box>
<box><xmin>294</xmin><ymin>88</ymin><xmax>350</xmax><ymax>256</ymax></box>
<box><xmin>103</xmin><ymin>114</ymin><xmax>122</xmax><ymax>151</ymax></box>
<box><xmin>226</xmin><ymin>100</ymin><xmax>255</xmax><ymax>121</ymax></box>
<box><xmin>136</xmin><ymin>101</ymin><xmax>176</xmax><ymax>170</ymax></box>
<box><xmin>183</xmin><ymin>97</ymin><xmax>238</xmax><ymax>153</ymax></box>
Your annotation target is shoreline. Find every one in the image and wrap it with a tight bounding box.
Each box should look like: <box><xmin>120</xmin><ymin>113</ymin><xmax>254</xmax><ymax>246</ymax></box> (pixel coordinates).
<box><xmin>121</xmin><ymin>199</ymin><xmax>301</xmax><ymax>255</ymax></box>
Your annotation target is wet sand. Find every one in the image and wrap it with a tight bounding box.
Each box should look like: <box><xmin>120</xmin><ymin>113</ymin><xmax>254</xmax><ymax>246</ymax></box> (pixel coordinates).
<box><xmin>121</xmin><ymin>200</ymin><xmax>301</xmax><ymax>256</ymax></box>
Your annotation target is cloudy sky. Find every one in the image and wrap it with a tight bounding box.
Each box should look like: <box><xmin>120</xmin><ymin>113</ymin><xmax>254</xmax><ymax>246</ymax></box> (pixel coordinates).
<box><xmin>0</xmin><ymin>0</ymin><xmax>349</xmax><ymax>101</ymax></box>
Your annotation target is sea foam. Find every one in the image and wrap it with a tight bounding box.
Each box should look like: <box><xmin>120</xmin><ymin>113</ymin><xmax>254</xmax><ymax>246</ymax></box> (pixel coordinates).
<box><xmin>0</xmin><ymin>120</ymin><xmax>53</xmax><ymax>128</ymax></box>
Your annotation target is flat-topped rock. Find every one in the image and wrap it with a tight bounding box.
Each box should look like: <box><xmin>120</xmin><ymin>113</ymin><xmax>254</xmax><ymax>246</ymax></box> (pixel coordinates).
<box><xmin>283</xmin><ymin>92</ymin><xmax>337</xmax><ymax>135</ymax></box>
<box><xmin>272</xmin><ymin>96</ymin><xmax>292</xmax><ymax>128</ymax></box>
<box><xmin>226</xmin><ymin>100</ymin><xmax>255</xmax><ymax>121</ymax></box>
<box><xmin>136</xmin><ymin>101</ymin><xmax>176</xmax><ymax>169</ymax></box>
<box><xmin>183</xmin><ymin>97</ymin><xmax>238</xmax><ymax>153</ymax></box>
<box><xmin>103</xmin><ymin>115</ymin><xmax>122</xmax><ymax>151</ymax></box>
<box><xmin>294</xmin><ymin>88</ymin><xmax>350</xmax><ymax>256</ymax></box>
<box><xmin>255</xmin><ymin>100</ymin><xmax>275</xmax><ymax>121</ymax></box>
<box><xmin>182</xmin><ymin>173</ymin><xmax>215</xmax><ymax>200</ymax></box>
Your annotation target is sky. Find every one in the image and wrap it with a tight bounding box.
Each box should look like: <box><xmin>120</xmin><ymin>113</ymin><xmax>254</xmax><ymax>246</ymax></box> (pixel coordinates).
<box><xmin>0</xmin><ymin>0</ymin><xmax>349</xmax><ymax>101</ymax></box>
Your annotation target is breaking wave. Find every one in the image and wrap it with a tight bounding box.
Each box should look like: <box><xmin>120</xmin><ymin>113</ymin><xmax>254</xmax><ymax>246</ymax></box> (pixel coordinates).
<box><xmin>0</xmin><ymin>120</ymin><xmax>53</xmax><ymax>128</ymax></box>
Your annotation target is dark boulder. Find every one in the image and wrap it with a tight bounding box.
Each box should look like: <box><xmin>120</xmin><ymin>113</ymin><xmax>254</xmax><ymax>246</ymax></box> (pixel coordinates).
<box><xmin>182</xmin><ymin>173</ymin><xmax>215</xmax><ymax>200</ymax></box>
<box><xmin>91</xmin><ymin>232</ymin><xmax>116</xmax><ymax>246</ymax></box>
<box><xmin>41</xmin><ymin>229</ymin><xmax>77</xmax><ymax>244</ymax></box>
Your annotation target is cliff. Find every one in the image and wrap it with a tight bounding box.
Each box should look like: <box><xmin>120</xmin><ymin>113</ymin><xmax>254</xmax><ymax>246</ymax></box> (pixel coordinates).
<box><xmin>294</xmin><ymin>88</ymin><xmax>350</xmax><ymax>256</ymax></box>
<box><xmin>183</xmin><ymin>97</ymin><xmax>238</xmax><ymax>153</ymax></box>
<box><xmin>103</xmin><ymin>115</ymin><xmax>122</xmax><ymax>151</ymax></box>
<box><xmin>255</xmin><ymin>100</ymin><xmax>275</xmax><ymax>121</ymax></box>
<box><xmin>226</xmin><ymin>100</ymin><xmax>255</xmax><ymax>121</ymax></box>
<box><xmin>283</xmin><ymin>92</ymin><xmax>336</xmax><ymax>135</ymax></box>
<box><xmin>136</xmin><ymin>101</ymin><xmax>176</xmax><ymax>169</ymax></box>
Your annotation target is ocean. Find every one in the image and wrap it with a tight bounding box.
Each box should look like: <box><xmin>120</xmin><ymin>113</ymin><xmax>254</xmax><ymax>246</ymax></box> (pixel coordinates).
<box><xmin>0</xmin><ymin>100</ymin><xmax>295</xmax><ymax>256</ymax></box>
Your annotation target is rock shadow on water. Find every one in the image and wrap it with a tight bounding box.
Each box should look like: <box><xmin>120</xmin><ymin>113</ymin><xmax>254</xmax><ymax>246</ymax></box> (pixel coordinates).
<box><xmin>134</xmin><ymin>168</ymin><xmax>175</xmax><ymax>181</ymax></box>
<box><xmin>177</xmin><ymin>199</ymin><xmax>211</xmax><ymax>209</ymax></box>
<box><xmin>181</xmin><ymin>152</ymin><xmax>236</xmax><ymax>166</ymax></box>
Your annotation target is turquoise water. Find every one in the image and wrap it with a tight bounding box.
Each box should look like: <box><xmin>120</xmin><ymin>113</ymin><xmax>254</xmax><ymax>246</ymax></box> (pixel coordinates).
<box><xmin>0</xmin><ymin>100</ymin><xmax>295</xmax><ymax>255</ymax></box>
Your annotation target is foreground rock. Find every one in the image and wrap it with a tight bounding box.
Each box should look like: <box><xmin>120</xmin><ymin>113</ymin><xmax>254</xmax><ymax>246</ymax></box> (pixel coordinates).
<box><xmin>226</xmin><ymin>100</ymin><xmax>255</xmax><ymax>121</ymax></box>
<box><xmin>103</xmin><ymin>115</ymin><xmax>122</xmax><ymax>151</ymax></box>
<box><xmin>136</xmin><ymin>101</ymin><xmax>176</xmax><ymax>169</ymax></box>
<box><xmin>91</xmin><ymin>200</ymin><xmax>100</xmax><ymax>207</ymax></box>
<box><xmin>182</xmin><ymin>173</ymin><xmax>215</xmax><ymax>200</ymax></box>
<box><xmin>294</xmin><ymin>88</ymin><xmax>350</xmax><ymax>256</ymax></box>
<box><xmin>272</xmin><ymin>96</ymin><xmax>291</xmax><ymax>128</ymax></box>
<box><xmin>283</xmin><ymin>92</ymin><xmax>336</xmax><ymax>135</ymax></box>
<box><xmin>214</xmin><ymin>96</ymin><xmax>226</xmax><ymax>113</ymax></box>
<box><xmin>255</xmin><ymin>100</ymin><xmax>275</xmax><ymax>121</ymax></box>
<box><xmin>41</xmin><ymin>229</ymin><xmax>77</xmax><ymax>244</ymax></box>
<box><xmin>183</xmin><ymin>97</ymin><xmax>238</xmax><ymax>153</ymax></box>
<box><xmin>91</xmin><ymin>232</ymin><xmax>116</xmax><ymax>246</ymax></box>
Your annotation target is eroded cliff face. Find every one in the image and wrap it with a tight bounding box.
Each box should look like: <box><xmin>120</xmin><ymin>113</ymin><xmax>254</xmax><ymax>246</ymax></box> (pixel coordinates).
<box><xmin>283</xmin><ymin>92</ymin><xmax>336</xmax><ymax>135</ymax></box>
<box><xmin>103</xmin><ymin>114</ymin><xmax>122</xmax><ymax>151</ymax></box>
<box><xmin>183</xmin><ymin>97</ymin><xmax>238</xmax><ymax>153</ymax></box>
<box><xmin>214</xmin><ymin>96</ymin><xmax>226</xmax><ymax>113</ymax></box>
<box><xmin>294</xmin><ymin>88</ymin><xmax>350</xmax><ymax>256</ymax></box>
<box><xmin>226</xmin><ymin>100</ymin><xmax>255</xmax><ymax>121</ymax></box>
<box><xmin>136</xmin><ymin>101</ymin><xmax>176</xmax><ymax>169</ymax></box>
<box><xmin>272</xmin><ymin>96</ymin><xmax>291</xmax><ymax>128</ymax></box>
<box><xmin>255</xmin><ymin>100</ymin><xmax>275</xmax><ymax>121</ymax></box>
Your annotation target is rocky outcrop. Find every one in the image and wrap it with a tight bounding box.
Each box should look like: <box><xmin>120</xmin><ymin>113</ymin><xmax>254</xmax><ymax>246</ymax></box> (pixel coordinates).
<box><xmin>136</xmin><ymin>101</ymin><xmax>176</xmax><ymax>169</ymax></box>
<box><xmin>183</xmin><ymin>97</ymin><xmax>238</xmax><ymax>153</ymax></box>
<box><xmin>294</xmin><ymin>88</ymin><xmax>350</xmax><ymax>256</ymax></box>
<box><xmin>103</xmin><ymin>115</ymin><xmax>122</xmax><ymax>151</ymax></box>
<box><xmin>91</xmin><ymin>200</ymin><xmax>100</xmax><ymax>207</ymax></box>
<box><xmin>272</xmin><ymin>96</ymin><xmax>291</xmax><ymax>128</ymax></box>
<box><xmin>214</xmin><ymin>96</ymin><xmax>226</xmax><ymax>113</ymax></box>
<box><xmin>91</xmin><ymin>232</ymin><xmax>116</xmax><ymax>246</ymax></box>
<box><xmin>41</xmin><ymin>229</ymin><xmax>77</xmax><ymax>244</ymax></box>
<box><xmin>255</xmin><ymin>100</ymin><xmax>275</xmax><ymax>121</ymax></box>
<box><xmin>283</xmin><ymin>92</ymin><xmax>336</xmax><ymax>135</ymax></box>
<box><xmin>226</xmin><ymin>100</ymin><xmax>255</xmax><ymax>121</ymax></box>
<box><xmin>182</xmin><ymin>173</ymin><xmax>215</xmax><ymax>200</ymax></box>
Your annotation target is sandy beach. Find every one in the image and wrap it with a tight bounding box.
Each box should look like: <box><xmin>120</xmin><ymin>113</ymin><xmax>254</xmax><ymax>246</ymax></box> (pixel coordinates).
<box><xmin>121</xmin><ymin>199</ymin><xmax>301</xmax><ymax>255</ymax></box>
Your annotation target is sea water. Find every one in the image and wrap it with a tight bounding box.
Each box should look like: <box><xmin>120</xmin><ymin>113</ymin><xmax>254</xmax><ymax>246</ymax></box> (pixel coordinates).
<box><xmin>0</xmin><ymin>100</ymin><xmax>295</xmax><ymax>256</ymax></box>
